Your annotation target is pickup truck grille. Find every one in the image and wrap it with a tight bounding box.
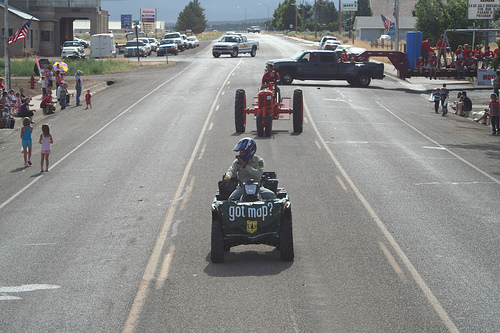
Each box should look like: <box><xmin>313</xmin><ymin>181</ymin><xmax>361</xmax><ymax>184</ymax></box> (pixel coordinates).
<box><xmin>213</xmin><ymin>46</ymin><xmax>229</xmax><ymax>51</ymax></box>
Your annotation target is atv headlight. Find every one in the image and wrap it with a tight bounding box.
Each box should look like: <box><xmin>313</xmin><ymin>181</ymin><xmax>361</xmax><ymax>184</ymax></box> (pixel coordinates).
<box><xmin>244</xmin><ymin>184</ymin><xmax>258</xmax><ymax>195</ymax></box>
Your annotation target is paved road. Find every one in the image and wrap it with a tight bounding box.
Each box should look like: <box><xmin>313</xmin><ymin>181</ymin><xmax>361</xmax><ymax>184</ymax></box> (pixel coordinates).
<box><xmin>1</xmin><ymin>34</ymin><xmax>499</xmax><ymax>332</ymax></box>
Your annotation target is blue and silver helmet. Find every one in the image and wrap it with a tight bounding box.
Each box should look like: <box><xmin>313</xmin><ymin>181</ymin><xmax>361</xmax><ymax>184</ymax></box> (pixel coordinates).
<box><xmin>233</xmin><ymin>137</ymin><xmax>257</xmax><ymax>162</ymax></box>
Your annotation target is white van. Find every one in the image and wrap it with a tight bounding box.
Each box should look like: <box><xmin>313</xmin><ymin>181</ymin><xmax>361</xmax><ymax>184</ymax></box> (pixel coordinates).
<box><xmin>90</xmin><ymin>34</ymin><xmax>117</xmax><ymax>58</ymax></box>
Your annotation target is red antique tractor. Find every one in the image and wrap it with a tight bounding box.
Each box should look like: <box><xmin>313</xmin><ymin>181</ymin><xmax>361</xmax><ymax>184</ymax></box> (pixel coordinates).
<box><xmin>234</xmin><ymin>82</ymin><xmax>303</xmax><ymax>137</ymax></box>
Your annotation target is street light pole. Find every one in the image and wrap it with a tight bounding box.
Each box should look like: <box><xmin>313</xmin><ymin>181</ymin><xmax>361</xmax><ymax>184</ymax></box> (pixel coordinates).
<box><xmin>238</xmin><ymin>6</ymin><xmax>247</xmax><ymax>28</ymax></box>
<box><xmin>259</xmin><ymin>2</ymin><xmax>270</xmax><ymax>31</ymax></box>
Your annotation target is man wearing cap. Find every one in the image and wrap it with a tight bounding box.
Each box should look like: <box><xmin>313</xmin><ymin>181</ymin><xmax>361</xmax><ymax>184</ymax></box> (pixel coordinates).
<box><xmin>75</xmin><ymin>70</ymin><xmax>83</xmax><ymax>106</ymax></box>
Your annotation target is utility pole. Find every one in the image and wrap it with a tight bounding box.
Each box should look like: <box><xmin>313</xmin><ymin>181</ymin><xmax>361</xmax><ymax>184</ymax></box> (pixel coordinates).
<box><xmin>338</xmin><ymin>0</ymin><xmax>342</xmax><ymax>37</ymax></box>
<box><xmin>314</xmin><ymin>0</ymin><xmax>317</xmax><ymax>39</ymax></box>
<box><xmin>302</xmin><ymin>0</ymin><xmax>305</xmax><ymax>33</ymax></box>
<box><xmin>4</xmin><ymin>0</ymin><xmax>11</xmax><ymax>89</ymax></box>
<box><xmin>394</xmin><ymin>0</ymin><xmax>400</xmax><ymax>52</ymax></box>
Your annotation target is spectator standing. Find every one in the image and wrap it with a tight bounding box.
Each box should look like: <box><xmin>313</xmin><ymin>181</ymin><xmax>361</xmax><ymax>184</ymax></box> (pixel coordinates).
<box><xmin>428</xmin><ymin>53</ymin><xmax>438</xmax><ymax>80</ymax></box>
<box><xmin>55</xmin><ymin>70</ymin><xmax>62</xmax><ymax>89</ymax></box>
<box><xmin>484</xmin><ymin>46</ymin><xmax>493</xmax><ymax>68</ymax></box>
<box><xmin>436</xmin><ymin>35</ymin><xmax>449</xmax><ymax>68</ymax></box>
<box><xmin>57</xmin><ymin>83</ymin><xmax>68</xmax><ymax>110</ymax></box>
<box><xmin>0</xmin><ymin>77</ymin><xmax>5</xmax><ymax>93</ymax></box>
<box><xmin>20</xmin><ymin>117</ymin><xmax>33</xmax><ymax>167</ymax></box>
<box><xmin>493</xmin><ymin>70</ymin><xmax>500</xmax><ymax>97</ymax></box>
<box><xmin>39</xmin><ymin>124</ymin><xmax>53</xmax><ymax>172</ymax></box>
<box><xmin>433</xmin><ymin>88</ymin><xmax>442</xmax><ymax>113</ymax></box>
<box><xmin>0</xmin><ymin>91</ymin><xmax>10</xmax><ymax>113</ymax></box>
<box><xmin>422</xmin><ymin>38</ymin><xmax>432</xmax><ymax>65</ymax></box>
<box><xmin>473</xmin><ymin>45</ymin><xmax>484</xmax><ymax>68</ymax></box>
<box><xmin>75</xmin><ymin>70</ymin><xmax>83</xmax><ymax>106</ymax></box>
<box><xmin>463</xmin><ymin>44</ymin><xmax>472</xmax><ymax>65</ymax></box>
<box><xmin>455</xmin><ymin>45</ymin><xmax>463</xmax><ymax>62</ymax></box>
<box><xmin>488</xmin><ymin>93</ymin><xmax>500</xmax><ymax>135</ymax></box>
<box><xmin>85</xmin><ymin>89</ymin><xmax>92</xmax><ymax>109</ymax></box>
<box><xmin>441</xmin><ymin>86</ymin><xmax>449</xmax><ymax>116</ymax></box>
<box><xmin>14</xmin><ymin>92</ymin><xmax>22</xmax><ymax>112</ymax></box>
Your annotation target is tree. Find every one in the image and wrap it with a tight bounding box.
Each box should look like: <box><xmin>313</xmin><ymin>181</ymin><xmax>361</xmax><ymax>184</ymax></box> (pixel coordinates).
<box><xmin>272</xmin><ymin>0</ymin><xmax>300</xmax><ymax>31</ymax></box>
<box><xmin>175</xmin><ymin>0</ymin><xmax>207</xmax><ymax>33</ymax></box>
<box><xmin>414</xmin><ymin>0</ymin><xmax>446</xmax><ymax>40</ymax></box>
<box><xmin>356</xmin><ymin>0</ymin><xmax>372</xmax><ymax>17</ymax></box>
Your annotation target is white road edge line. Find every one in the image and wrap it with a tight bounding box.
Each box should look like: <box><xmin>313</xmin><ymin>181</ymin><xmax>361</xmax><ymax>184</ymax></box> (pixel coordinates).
<box><xmin>376</xmin><ymin>101</ymin><xmax>500</xmax><ymax>185</ymax></box>
<box><xmin>0</xmin><ymin>63</ymin><xmax>195</xmax><ymax>213</ymax></box>
<box><xmin>122</xmin><ymin>57</ymin><xmax>245</xmax><ymax>333</ymax></box>
<box><xmin>304</xmin><ymin>99</ymin><xmax>459</xmax><ymax>332</ymax></box>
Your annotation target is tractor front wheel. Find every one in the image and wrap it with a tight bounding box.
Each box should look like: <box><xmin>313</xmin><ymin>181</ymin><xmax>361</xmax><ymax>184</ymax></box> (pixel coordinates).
<box><xmin>235</xmin><ymin>89</ymin><xmax>246</xmax><ymax>133</ymax></box>
<box><xmin>265</xmin><ymin>114</ymin><xmax>272</xmax><ymax>137</ymax></box>
<box><xmin>256</xmin><ymin>114</ymin><xmax>264</xmax><ymax>137</ymax></box>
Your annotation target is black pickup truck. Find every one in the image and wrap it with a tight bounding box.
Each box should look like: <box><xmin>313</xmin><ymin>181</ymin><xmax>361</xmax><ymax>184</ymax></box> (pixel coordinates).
<box><xmin>267</xmin><ymin>50</ymin><xmax>385</xmax><ymax>87</ymax></box>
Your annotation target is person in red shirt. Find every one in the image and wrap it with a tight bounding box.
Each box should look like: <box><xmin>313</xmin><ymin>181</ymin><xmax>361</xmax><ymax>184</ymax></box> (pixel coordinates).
<box><xmin>463</xmin><ymin>44</ymin><xmax>472</xmax><ymax>64</ymax></box>
<box><xmin>40</xmin><ymin>90</ymin><xmax>56</xmax><ymax>115</ymax></box>
<box><xmin>455</xmin><ymin>45</ymin><xmax>463</xmax><ymax>62</ymax></box>
<box><xmin>428</xmin><ymin>53</ymin><xmax>438</xmax><ymax>79</ymax></box>
<box><xmin>422</xmin><ymin>38</ymin><xmax>432</xmax><ymax>65</ymax></box>
<box><xmin>484</xmin><ymin>46</ymin><xmax>493</xmax><ymax>60</ymax></box>
<box><xmin>473</xmin><ymin>45</ymin><xmax>484</xmax><ymax>68</ymax></box>
<box><xmin>340</xmin><ymin>49</ymin><xmax>349</xmax><ymax>62</ymax></box>
<box><xmin>436</xmin><ymin>35</ymin><xmax>449</xmax><ymax>68</ymax></box>
<box><xmin>262</xmin><ymin>63</ymin><xmax>280</xmax><ymax>86</ymax></box>
<box><xmin>486</xmin><ymin>93</ymin><xmax>499</xmax><ymax>135</ymax></box>
<box><xmin>467</xmin><ymin>58</ymin><xmax>477</xmax><ymax>70</ymax></box>
<box><xmin>456</xmin><ymin>58</ymin><xmax>465</xmax><ymax>79</ymax></box>
<box><xmin>415</xmin><ymin>56</ymin><xmax>425</xmax><ymax>74</ymax></box>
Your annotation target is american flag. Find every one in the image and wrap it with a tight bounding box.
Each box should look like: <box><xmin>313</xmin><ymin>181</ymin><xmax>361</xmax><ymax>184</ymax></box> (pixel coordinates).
<box><xmin>8</xmin><ymin>18</ymin><xmax>32</xmax><ymax>45</ymax></box>
<box><xmin>381</xmin><ymin>14</ymin><xmax>392</xmax><ymax>33</ymax></box>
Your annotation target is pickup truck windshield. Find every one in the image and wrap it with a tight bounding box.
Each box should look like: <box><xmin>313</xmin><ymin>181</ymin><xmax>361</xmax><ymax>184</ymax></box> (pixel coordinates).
<box><xmin>220</xmin><ymin>36</ymin><xmax>239</xmax><ymax>43</ymax></box>
<box><xmin>161</xmin><ymin>39</ymin><xmax>175</xmax><ymax>44</ymax></box>
<box><xmin>126</xmin><ymin>42</ymin><xmax>144</xmax><ymax>47</ymax></box>
<box><xmin>290</xmin><ymin>51</ymin><xmax>306</xmax><ymax>61</ymax></box>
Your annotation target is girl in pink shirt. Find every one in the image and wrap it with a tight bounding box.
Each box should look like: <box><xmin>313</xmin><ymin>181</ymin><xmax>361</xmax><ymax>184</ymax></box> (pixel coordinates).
<box><xmin>39</xmin><ymin>124</ymin><xmax>54</xmax><ymax>172</ymax></box>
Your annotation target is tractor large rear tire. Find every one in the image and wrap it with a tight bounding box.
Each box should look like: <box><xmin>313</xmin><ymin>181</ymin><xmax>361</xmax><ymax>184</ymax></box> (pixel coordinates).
<box><xmin>256</xmin><ymin>114</ymin><xmax>264</xmax><ymax>137</ymax></box>
<box><xmin>235</xmin><ymin>89</ymin><xmax>246</xmax><ymax>133</ymax></box>
<box><xmin>265</xmin><ymin>114</ymin><xmax>272</xmax><ymax>137</ymax></box>
<box><xmin>293</xmin><ymin>89</ymin><xmax>303</xmax><ymax>133</ymax></box>
<box><xmin>211</xmin><ymin>218</ymin><xmax>225</xmax><ymax>263</ymax></box>
<box><xmin>279</xmin><ymin>212</ymin><xmax>294</xmax><ymax>261</ymax></box>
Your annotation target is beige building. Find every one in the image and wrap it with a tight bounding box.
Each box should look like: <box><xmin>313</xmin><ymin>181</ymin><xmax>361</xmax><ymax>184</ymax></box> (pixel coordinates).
<box><xmin>1</xmin><ymin>0</ymin><xmax>109</xmax><ymax>57</ymax></box>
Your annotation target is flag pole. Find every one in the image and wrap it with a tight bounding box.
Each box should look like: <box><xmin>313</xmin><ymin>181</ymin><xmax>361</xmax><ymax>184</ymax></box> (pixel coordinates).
<box><xmin>3</xmin><ymin>0</ymin><xmax>11</xmax><ymax>90</ymax></box>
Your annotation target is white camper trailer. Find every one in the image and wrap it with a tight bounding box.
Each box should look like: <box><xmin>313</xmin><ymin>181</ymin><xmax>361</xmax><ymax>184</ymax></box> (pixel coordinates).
<box><xmin>90</xmin><ymin>34</ymin><xmax>116</xmax><ymax>58</ymax></box>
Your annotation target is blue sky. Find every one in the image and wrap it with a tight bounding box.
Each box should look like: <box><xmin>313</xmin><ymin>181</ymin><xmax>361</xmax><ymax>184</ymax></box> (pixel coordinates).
<box><xmin>101</xmin><ymin>0</ymin><xmax>286</xmax><ymax>23</ymax></box>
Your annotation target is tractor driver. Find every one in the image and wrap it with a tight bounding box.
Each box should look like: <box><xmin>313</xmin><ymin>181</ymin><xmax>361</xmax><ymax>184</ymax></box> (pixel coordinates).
<box><xmin>262</xmin><ymin>63</ymin><xmax>281</xmax><ymax>101</ymax></box>
<box><xmin>262</xmin><ymin>63</ymin><xmax>280</xmax><ymax>86</ymax></box>
<box><xmin>224</xmin><ymin>138</ymin><xmax>277</xmax><ymax>201</ymax></box>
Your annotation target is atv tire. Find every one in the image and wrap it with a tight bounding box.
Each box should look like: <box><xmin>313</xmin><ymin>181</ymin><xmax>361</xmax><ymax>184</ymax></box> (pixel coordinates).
<box><xmin>279</xmin><ymin>212</ymin><xmax>294</xmax><ymax>261</ymax></box>
<box><xmin>293</xmin><ymin>89</ymin><xmax>303</xmax><ymax>133</ymax></box>
<box><xmin>256</xmin><ymin>114</ymin><xmax>264</xmax><ymax>137</ymax></box>
<box><xmin>211</xmin><ymin>217</ymin><xmax>225</xmax><ymax>263</ymax></box>
<box><xmin>235</xmin><ymin>89</ymin><xmax>246</xmax><ymax>133</ymax></box>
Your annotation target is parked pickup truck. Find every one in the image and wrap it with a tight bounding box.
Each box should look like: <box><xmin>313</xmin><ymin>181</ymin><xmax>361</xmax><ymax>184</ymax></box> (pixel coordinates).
<box><xmin>212</xmin><ymin>34</ymin><xmax>259</xmax><ymax>58</ymax></box>
<box><xmin>267</xmin><ymin>50</ymin><xmax>385</xmax><ymax>87</ymax></box>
